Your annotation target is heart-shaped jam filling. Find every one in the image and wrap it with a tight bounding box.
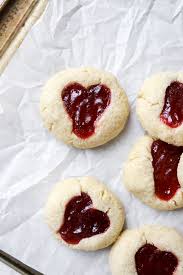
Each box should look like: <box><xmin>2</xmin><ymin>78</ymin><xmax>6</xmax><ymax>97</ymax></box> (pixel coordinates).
<box><xmin>61</xmin><ymin>83</ymin><xmax>111</xmax><ymax>139</ymax></box>
<box><xmin>151</xmin><ymin>140</ymin><xmax>182</xmax><ymax>201</ymax></box>
<box><xmin>160</xmin><ymin>81</ymin><xmax>183</xmax><ymax>128</ymax></box>
<box><xmin>58</xmin><ymin>192</ymin><xmax>110</xmax><ymax>244</ymax></box>
<box><xmin>135</xmin><ymin>243</ymin><xmax>178</xmax><ymax>275</ymax></box>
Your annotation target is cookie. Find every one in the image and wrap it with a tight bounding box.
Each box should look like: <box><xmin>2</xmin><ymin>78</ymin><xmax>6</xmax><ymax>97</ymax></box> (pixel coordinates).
<box><xmin>110</xmin><ymin>225</ymin><xmax>183</xmax><ymax>275</ymax></box>
<box><xmin>137</xmin><ymin>72</ymin><xmax>183</xmax><ymax>146</ymax></box>
<box><xmin>45</xmin><ymin>177</ymin><xmax>124</xmax><ymax>251</ymax></box>
<box><xmin>40</xmin><ymin>67</ymin><xmax>129</xmax><ymax>148</ymax></box>
<box><xmin>123</xmin><ymin>135</ymin><xmax>183</xmax><ymax>210</ymax></box>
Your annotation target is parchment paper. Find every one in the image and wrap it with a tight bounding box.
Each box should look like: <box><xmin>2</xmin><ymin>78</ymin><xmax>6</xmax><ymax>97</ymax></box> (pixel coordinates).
<box><xmin>0</xmin><ymin>0</ymin><xmax>183</xmax><ymax>274</ymax></box>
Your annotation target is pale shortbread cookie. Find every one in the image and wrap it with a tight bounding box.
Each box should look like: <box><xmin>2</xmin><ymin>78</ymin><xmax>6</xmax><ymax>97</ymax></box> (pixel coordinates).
<box><xmin>110</xmin><ymin>225</ymin><xmax>183</xmax><ymax>275</ymax></box>
<box><xmin>123</xmin><ymin>136</ymin><xmax>183</xmax><ymax>210</ymax></box>
<box><xmin>40</xmin><ymin>67</ymin><xmax>129</xmax><ymax>149</ymax></box>
<box><xmin>137</xmin><ymin>72</ymin><xmax>183</xmax><ymax>146</ymax></box>
<box><xmin>45</xmin><ymin>177</ymin><xmax>124</xmax><ymax>251</ymax></box>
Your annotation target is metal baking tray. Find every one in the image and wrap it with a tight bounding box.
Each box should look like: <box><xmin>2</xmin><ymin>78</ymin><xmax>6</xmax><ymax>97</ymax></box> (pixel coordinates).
<box><xmin>0</xmin><ymin>0</ymin><xmax>38</xmax><ymax>58</ymax></box>
<box><xmin>0</xmin><ymin>0</ymin><xmax>10</xmax><ymax>11</ymax></box>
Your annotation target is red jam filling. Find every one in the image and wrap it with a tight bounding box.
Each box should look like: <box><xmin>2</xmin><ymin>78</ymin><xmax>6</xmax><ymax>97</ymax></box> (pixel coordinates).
<box><xmin>61</xmin><ymin>83</ymin><xmax>111</xmax><ymax>139</ymax></box>
<box><xmin>160</xmin><ymin>81</ymin><xmax>183</xmax><ymax>128</ymax></box>
<box><xmin>58</xmin><ymin>192</ymin><xmax>110</xmax><ymax>244</ymax></box>
<box><xmin>135</xmin><ymin>244</ymin><xmax>178</xmax><ymax>275</ymax></box>
<box><xmin>151</xmin><ymin>140</ymin><xmax>182</xmax><ymax>201</ymax></box>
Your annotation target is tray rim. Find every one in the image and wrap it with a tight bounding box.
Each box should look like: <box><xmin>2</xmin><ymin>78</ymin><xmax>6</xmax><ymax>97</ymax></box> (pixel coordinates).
<box><xmin>0</xmin><ymin>0</ymin><xmax>10</xmax><ymax>12</ymax></box>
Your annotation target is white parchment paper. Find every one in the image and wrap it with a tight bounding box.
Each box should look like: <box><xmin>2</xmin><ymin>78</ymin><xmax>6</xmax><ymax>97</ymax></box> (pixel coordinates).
<box><xmin>0</xmin><ymin>0</ymin><xmax>183</xmax><ymax>274</ymax></box>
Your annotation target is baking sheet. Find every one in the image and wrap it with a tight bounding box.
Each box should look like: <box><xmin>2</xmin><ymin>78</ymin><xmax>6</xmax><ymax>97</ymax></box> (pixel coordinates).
<box><xmin>0</xmin><ymin>0</ymin><xmax>183</xmax><ymax>274</ymax></box>
<box><xmin>0</xmin><ymin>0</ymin><xmax>9</xmax><ymax>11</ymax></box>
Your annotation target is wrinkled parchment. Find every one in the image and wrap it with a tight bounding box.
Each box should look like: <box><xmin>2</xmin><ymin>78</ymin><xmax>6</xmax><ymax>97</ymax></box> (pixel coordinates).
<box><xmin>0</xmin><ymin>0</ymin><xmax>183</xmax><ymax>274</ymax></box>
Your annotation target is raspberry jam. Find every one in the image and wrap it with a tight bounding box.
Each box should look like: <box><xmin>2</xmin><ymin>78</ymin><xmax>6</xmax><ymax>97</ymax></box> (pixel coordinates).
<box><xmin>160</xmin><ymin>81</ymin><xmax>183</xmax><ymax>128</ymax></box>
<box><xmin>61</xmin><ymin>83</ymin><xmax>111</xmax><ymax>139</ymax></box>
<box><xmin>135</xmin><ymin>244</ymin><xmax>178</xmax><ymax>275</ymax></box>
<box><xmin>151</xmin><ymin>140</ymin><xmax>182</xmax><ymax>201</ymax></box>
<box><xmin>58</xmin><ymin>192</ymin><xmax>110</xmax><ymax>244</ymax></box>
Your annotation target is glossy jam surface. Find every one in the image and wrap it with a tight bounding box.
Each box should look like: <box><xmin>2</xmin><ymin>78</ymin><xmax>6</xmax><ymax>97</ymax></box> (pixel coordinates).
<box><xmin>135</xmin><ymin>244</ymin><xmax>178</xmax><ymax>275</ymax></box>
<box><xmin>59</xmin><ymin>192</ymin><xmax>110</xmax><ymax>244</ymax></box>
<box><xmin>61</xmin><ymin>83</ymin><xmax>111</xmax><ymax>139</ymax></box>
<box><xmin>160</xmin><ymin>81</ymin><xmax>183</xmax><ymax>128</ymax></box>
<box><xmin>151</xmin><ymin>140</ymin><xmax>182</xmax><ymax>201</ymax></box>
